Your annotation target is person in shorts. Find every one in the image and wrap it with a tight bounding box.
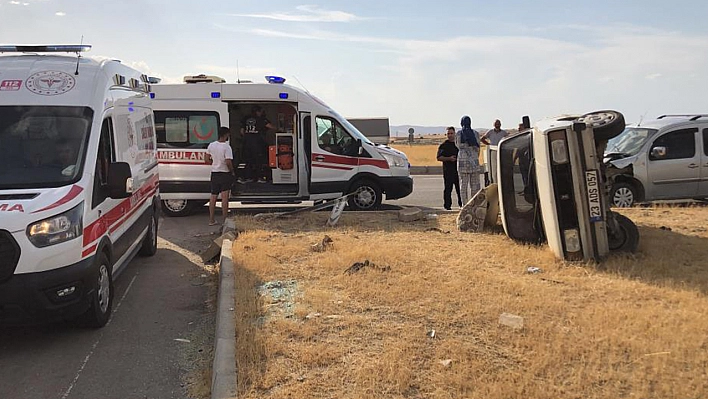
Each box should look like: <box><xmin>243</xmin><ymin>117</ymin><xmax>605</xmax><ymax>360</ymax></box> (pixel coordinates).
<box><xmin>205</xmin><ymin>127</ymin><xmax>235</xmax><ymax>225</ymax></box>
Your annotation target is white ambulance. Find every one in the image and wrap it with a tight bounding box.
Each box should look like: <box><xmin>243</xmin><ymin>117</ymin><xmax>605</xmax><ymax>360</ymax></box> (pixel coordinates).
<box><xmin>0</xmin><ymin>45</ymin><xmax>159</xmax><ymax>327</ymax></box>
<box><xmin>152</xmin><ymin>75</ymin><xmax>412</xmax><ymax>216</ymax></box>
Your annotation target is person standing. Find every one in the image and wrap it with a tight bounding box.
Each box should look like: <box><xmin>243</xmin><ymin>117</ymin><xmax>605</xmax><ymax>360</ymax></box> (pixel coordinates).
<box><xmin>480</xmin><ymin>119</ymin><xmax>508</xmax><ymax>146</ymax></box>
<box><xmin>205</xmin><ymin>127</ymin><xmax>235</xmax><ymax>225</ymax></box>
<box><xmin>456</xmin><ymin>115</ymin><xmax>481</xmax><ymax>206</ymax></box>
<box><xmin>437</xmin><ymin>126</ymin><xmax>462</xmax><ymax>210</ymax></box>
<box><xmin>241</xmin><ymin>105</ymin><xmax>274</xmax><ymax>183</ymax></box>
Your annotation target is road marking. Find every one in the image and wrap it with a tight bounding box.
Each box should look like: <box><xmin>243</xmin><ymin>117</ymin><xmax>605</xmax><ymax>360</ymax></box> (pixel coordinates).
<box><xmin>60</xmin><ymin>274</ymin><xmax>138</xmax><ymax>399</ymax></box>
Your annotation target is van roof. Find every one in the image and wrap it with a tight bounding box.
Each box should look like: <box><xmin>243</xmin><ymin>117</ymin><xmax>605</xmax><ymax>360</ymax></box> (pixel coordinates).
<box><xmin>0</xmin><ymin>54</ymin><xmax>146</xmax><ymax>107</ymax></box>
<box><xmin>630</xmin><ymin>115</ymin><xmax>708</xmax><ymax>130</ymax></box>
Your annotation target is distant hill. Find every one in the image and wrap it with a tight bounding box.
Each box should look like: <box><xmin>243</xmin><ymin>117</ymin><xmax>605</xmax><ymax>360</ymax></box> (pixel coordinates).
<box><xmin>390</xmin><ymin>125</ymin><xmax>488</xmax><ymax>136</ymax></box>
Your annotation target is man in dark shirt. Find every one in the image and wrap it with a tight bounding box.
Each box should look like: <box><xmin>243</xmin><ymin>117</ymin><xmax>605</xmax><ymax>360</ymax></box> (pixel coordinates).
<box><xmin>240</xmin><ymin>105</ymin><xmax>274</xmax><ymax>183</ymax></box>
<box><xmin>437</xmin><ymin>126</ymin><xmax>462</xmax><ymax>210</ymax></box>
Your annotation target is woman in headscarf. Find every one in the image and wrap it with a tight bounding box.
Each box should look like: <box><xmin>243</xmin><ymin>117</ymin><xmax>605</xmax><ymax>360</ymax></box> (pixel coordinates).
<box><xmin>455</xmin><ymin>115</ymin><xmax>481</xmax><ymax>206</ymax></box>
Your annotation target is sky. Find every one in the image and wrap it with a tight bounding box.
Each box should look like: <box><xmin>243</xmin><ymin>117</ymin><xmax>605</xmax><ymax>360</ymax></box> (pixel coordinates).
<box><xmin>1</xmin><ymin>0</ymin><xmax>708</xmax><ymax>129</ymax></box>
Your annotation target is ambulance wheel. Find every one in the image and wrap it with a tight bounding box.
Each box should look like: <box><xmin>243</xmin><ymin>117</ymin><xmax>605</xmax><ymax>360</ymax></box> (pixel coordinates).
<box><xmin>348</xmin><ymin>179</ymin><xmax>382</xmax><ymax>211</ymax></box>
<box><xmin>576</xmin><ymin>110</ymin><xmax>626</xmax><ymax>141</ymax></box>
<box><xmin>138</xmin><ymin>211</ymin><xmax>158</xmax><ymax>257</ymax></box>
<box><xmin>78</xmin><ymin>253</ymin><xmax>113</xmax><ymax>328</ymax></box>
<box><xmin>608</xmin><ymin>213</ymin><xmax>639</xmax><ymax>253</ymax></box>
<box><xmin>161</xmin><ymin>199</ymin><xmax>195</xmax><ymax>217</ymax></box>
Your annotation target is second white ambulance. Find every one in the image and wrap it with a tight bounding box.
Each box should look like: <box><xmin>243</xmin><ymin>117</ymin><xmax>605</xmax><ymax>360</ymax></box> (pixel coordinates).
<box><xmin>152</xmin><ymin>75</ymin><xmax>412</xmax><ymax>215</ymax></box>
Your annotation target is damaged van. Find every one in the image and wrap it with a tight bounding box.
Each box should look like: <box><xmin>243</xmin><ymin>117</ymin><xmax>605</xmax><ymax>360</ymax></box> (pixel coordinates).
<box><xmin>604</xmin><ymin>114</ymin><xmax>708</xmax><ymax>207</ymax></box>
<box><xmin>494</xmin><ymin>111</ymin><xmax>640</xmax><ymax>261</ymax></box>
<box><xmin>152</xmin><ymin>75</ymin><xmax>412</xmax><ymax>216</ymax></box>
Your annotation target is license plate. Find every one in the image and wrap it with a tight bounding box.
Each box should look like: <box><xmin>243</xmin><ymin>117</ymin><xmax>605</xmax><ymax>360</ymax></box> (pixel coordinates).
<box><xmin>585</xmin><ymin>170</ymin><xmax>602</xmax><ymax>222</ymax></box>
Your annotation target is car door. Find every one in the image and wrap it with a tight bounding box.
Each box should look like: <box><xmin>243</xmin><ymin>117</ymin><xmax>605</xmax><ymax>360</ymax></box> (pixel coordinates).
<box><xmin>699</xmin><ymin>128</ymin><xmax>708</xmax><ymax>197</ymax></box>
<box><xmin>310</xmin><ymin>116</ymin><xmax>360</xmax><ymax>193</ymax></box>
<box><xmin>645</xmin><ymin>128</ymin><xmax>700</xmax><ymax>200</ymax></box>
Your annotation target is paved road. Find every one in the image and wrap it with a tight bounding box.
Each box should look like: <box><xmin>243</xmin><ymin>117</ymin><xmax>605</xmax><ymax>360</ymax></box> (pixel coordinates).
<box><xmin>0</xmin><ymin>213</ymin><xmax>218</xmax><ymax>399</ymax></box>
<box><xmin>385</xmin><ymin>174</ymin><xmax>448</xmax><ymax>210</ymax></box>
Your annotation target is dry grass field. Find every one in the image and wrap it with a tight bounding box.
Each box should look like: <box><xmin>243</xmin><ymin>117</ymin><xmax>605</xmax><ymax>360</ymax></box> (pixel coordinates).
<box><xmin>391</xmin><ymin>143</ymin><xmax>486</xmax><ymax>167</ymax></box>
<box><xmin>230</xmin><ymin>206</ymin><xmax>708</xmax><ymax>398</ymax></box>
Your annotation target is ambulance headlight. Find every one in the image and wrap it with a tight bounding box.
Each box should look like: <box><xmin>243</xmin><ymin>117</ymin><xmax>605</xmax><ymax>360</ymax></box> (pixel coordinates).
<box><xmin>27</xmin><ymin>202</ymin><xmax>83</xmax><ymax>248</ymax></box>
<box><xmin>381</xmin><ymin>152</ymin><xmax>407</xmax><ymax>168</ymax></box>
<box><xmin>563</xmin><ymin>228</ymin><xmax>581</xmax><ymax>253</ymax></box>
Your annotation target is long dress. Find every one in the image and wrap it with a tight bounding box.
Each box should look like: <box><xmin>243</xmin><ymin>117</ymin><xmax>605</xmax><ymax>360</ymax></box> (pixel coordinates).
<box><xmin>455</xmin><ymin>130</ymin><xmax>481</xmax><ymax>206</ymax></box>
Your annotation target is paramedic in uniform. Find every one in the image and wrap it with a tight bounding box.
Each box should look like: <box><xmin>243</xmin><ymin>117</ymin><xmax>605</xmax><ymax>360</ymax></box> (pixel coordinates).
<box><xmin>205</xmin><ymin>127</ymin><xmax>235</xmax><ymax>225</ymax></box>
<box><xmin>240</xmin><ymin>105</ymin><xmax>274</xmax><ymax>183</ymax></box>
<box><xmin>456</xmin><ymin>115</ymin><xmax>482</xmax><ymax>206</ymax></box>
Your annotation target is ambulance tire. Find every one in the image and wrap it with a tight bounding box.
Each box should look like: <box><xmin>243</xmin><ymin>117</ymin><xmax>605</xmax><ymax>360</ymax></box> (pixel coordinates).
<box><xmin>608</xmin><ymin>213</ymin><xmax>639</xmax><ymax>253</ymax></box>
<box><xmin>138</xmin><ymin>210</ymin><xmax>158</xmax><ymax>257</ymax></box>
<box><xmin>77</xmin><ymin>252</ymin><xmax>113</xmax><ymax>328</ymax></box>
<box><xmin>348</xmin><ymin>179</ymin><xmax>382</xmax><ymax>211</ymax></box>
<box><xmin>161</xmin><ymin>199</ymin><xmax>196</xmax><ymax>217</ymax></box>
<box><xmin>577</xmin><ymin>110</ymin><xmax>626</xmax><ymax>142</ymax></box>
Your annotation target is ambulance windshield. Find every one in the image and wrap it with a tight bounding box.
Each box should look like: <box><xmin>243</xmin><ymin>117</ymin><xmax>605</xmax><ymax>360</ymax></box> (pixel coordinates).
<box><xmin>0</xmin><ymin>106</ymin><xmax>93</xmax><ymax>189</ymax></box>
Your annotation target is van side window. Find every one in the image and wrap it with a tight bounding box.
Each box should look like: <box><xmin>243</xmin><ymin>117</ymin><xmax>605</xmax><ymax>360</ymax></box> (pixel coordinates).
<box><xmin>315</xmin><ymin>116</ymin><xmax>358</xmax><ymax>156</ymax></box>
<box><xmin>649</xmin><ymin>128</ymin><xmax>697</xmax><ymax>161</ymax></box>
<box><xmin>154</xmin><ymin>111</ymin><xmax>220</xmax><ymax>149</ymax></box>
<box><xmin>93</xmin><ymin>118</ymin><xmax>115</xmax><ymax>208</ymax></box>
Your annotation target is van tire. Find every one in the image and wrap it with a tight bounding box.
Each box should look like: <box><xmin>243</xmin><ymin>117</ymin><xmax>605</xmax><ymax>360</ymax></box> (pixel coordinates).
<box><xmin>77</xmin><ymin>253</ymin><xmax>113</xmax><ymax>328</ymax></box>
<box><xmin>608</xmin><ymin>213</ymin><xmax>640</xmax><ymax>253</ymax></box>
<box><xmin>138</xmin><ymin>212</ymin><xmax>158</xmax><ymax>257</ymax></box>
<box><xmin>610</xmin><ymin>182</ymin><xmax>637</xmax><ymax>207</ymax></box>
<box><xmin>577</xmin><ymin>110</ymin><xmax>626</xmax><ymax>141</ymax></box>
<box><xmin>162</xmin><ymin>199</ymin><xmax>195</xmax><ymax>217</ymax></box>
<box><xmin>348</xmin><ymin>179</ymin><xmax>382</xmax><ymax>211</ymax></box>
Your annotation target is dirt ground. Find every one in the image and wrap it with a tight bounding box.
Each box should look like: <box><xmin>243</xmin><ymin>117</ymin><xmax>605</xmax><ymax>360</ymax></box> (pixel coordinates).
<box><xmin>229</xmin><ymin>206</ymin><xmax>708</xmax><ymax>398</ymax></box>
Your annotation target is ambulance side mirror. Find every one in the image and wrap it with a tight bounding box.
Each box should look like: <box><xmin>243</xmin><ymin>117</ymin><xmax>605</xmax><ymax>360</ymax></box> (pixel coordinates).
<box><xmin>107</xmin><ymin>162</ymin><xmax>133</xmax><ymax>199</ymax></box>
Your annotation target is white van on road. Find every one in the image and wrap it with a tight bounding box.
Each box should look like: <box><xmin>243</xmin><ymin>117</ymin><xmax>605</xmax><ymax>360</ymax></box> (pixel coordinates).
<box><xmin>152</xmin><ymin>75</ymin><xmax>412</xmax><ymax>216</ymax></box>
<box><xmin>0</xmin><ymin>45</ymin><xmax>159</xmax><ymax>327</ymax></box>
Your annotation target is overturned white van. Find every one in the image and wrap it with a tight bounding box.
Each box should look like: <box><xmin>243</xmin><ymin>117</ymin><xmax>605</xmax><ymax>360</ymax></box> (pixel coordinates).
<box><xmin>0</xmin><ymin>45</ymin><xmax>159</xmax><ymax>327</ymax></box>
<box><xmin>151</xmin><ymin>75</ymin><xmax>412</xmax><ymax>216</ymax></box>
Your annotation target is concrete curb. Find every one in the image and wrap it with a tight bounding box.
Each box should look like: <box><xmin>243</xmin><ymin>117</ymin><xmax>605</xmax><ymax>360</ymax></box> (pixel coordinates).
<box><xmin>211</xmin><ymin>219</ymin><xmax>237</xmax><ymax>399</ymax></box>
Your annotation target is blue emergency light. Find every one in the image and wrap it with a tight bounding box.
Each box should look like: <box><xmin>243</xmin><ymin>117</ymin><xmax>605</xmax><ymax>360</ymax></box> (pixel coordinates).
<box><xmin>279</xmin><ymin>92</ymin><xmax>288</xmax><ymax>99</ymax></box>
<box><xmin>150</xmin><ymin>92</ymin><xmax>155</xmax><ymax>99</ymax></box>
<box><xmin>266</xmin><ymin>75</ymin><xmax>286</xmax><ymax>84</ymax></box>
<box><xmin>211</xmin><ymin>92</ymin><xmax>221</xmax><ymax>99</ymax></box>
<box><xmin>0</xmin><ymin>44</ymin><xmax>92</xmax><ymax>53</ymax></box>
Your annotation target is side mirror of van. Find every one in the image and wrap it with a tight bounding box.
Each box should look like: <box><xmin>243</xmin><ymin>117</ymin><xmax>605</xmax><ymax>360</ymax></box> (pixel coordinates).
<box><xmin>357</xmin><ymin>139</ymin><xmax>363</xmax><ymax>156</ymax></box>
<box><xmin>650</xmin><ymin>146</ymin><xmax>667</xmax><ymax>159</ymax></box>
<box><xmin>107</xmin><ymin>162</ymin><xmax>134</xmax><ymax>199</ymax></box>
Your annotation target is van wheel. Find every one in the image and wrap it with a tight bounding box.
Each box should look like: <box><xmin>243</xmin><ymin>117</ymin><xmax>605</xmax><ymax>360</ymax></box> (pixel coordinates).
<box><xmin>348</xmin><ymin>180</ymin><xmax>382</xmax><ymax>211</ymax></box>
<box><xmin>138</xmin><ymin>212</ymin><xmax>158</xmax><ymax>257</ymax></box>
<box><xmin>608</xmin><ymin>213</ymin><xmax>639</xmax><ymax>253</ymax></box>
<box><xmin>610</xmin><ymin>182</ymin><xmax>637</xmax><ymax>208</ymax></box>
<box><xmin>576</xmin><ymin>110</ymin><xmax>626</xmax><ymax>141</ymax></box>
<box><xmin>162</xmin><ymin>199</ymin><xmax>195</xmax><ymax>217</ymax></box>
<box><xmin>77</xmin><ymin>253</ymin><xmax>113</xmax><ymax>328</ymax></box>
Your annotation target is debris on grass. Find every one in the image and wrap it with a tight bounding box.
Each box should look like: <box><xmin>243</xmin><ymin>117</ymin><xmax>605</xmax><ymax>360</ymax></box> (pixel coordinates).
<box><xmin>258</xmin><ymin>280</ymin><xmax>299</xmax><ymax>319</ymax></box>
<box><xmin>425</xmin><ymin>227</ymin><xmax>450</xmax><ymax>234</ymax></box>
<box><xmin>439</xmin><ymin>359</ymin><xmax>453</xmax><ymax>367</ymax></box>
<box><xmin>343</xmin><ymin>259</ymin><xmax>391</xmax><ymax>275</ymax></box>
<box><xmin>398</xmin><ymin>207</ymin><xmax>423</xmax><ymax>222</ymax></box>
<box><xmin>311</xmin><ymin>235</ymin><xmax>334</xmax><ymax>252</ymax></box>
<box><xmin>526</xmin><ymin>266</ymin><xmax>543</xmax><ymax>274</ymax></box>
<box><xmin>499</xmin><ymin>313</ymin><xmax>524</xmax><ymax>329</ymax></box>
<box><xmin>427</xmin><ymin>329</ymin><xmax>436</xmax><ymax>338</ymax></box>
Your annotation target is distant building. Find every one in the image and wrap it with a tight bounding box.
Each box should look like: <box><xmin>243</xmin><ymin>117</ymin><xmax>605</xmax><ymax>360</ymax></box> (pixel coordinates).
<box><xmin>346</xmin><ymin>117</ymin><xmax>390</xmax><ymax>145</ymax></box>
